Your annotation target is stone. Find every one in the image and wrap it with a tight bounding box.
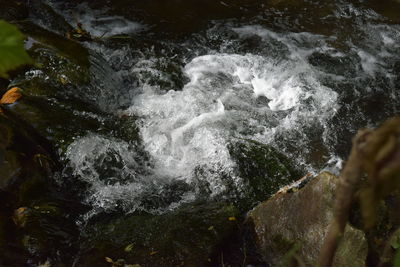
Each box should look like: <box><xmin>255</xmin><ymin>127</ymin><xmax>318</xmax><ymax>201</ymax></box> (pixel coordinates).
<box><xmin>77</xmin><ymin>201</ymin><xmax>240</xmax><ymax>266</ymax></box>
<box><xmin>247</xmin><ymin>172</ymin><xmax>368</xmax><ymax>266</ymax></box>
<box><xmin>229</xmin><ymin>139</ymin><xmax>305</xmax><ymax>210</ymax></box>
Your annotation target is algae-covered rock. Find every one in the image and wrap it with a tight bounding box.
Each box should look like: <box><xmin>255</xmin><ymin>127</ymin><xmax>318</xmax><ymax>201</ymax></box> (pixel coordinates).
<box><xmin>247</xmin><ymin>172</ymin><xmax>368</xmax><ymax>266</ymax></box>
<box><xmin>77</xmin><ymin>201</ymin><xmax>239</xmax><ymax>267</ymax></box>
<box><xmin>229</xmin><ymin>139</ymin><xmax>304</xmax><ymax>209</ymax></box>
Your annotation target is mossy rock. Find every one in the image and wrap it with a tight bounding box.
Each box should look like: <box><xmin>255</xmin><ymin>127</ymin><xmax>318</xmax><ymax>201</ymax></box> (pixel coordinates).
<box><xmin>4</xmin><ymin>95</ymin><xmax>140</xmax><ymax>155</ymax></box>
<box><xmin>10</xmin><ymin>21</ymin><xmax>90</xmax><ymax>99</ymax></box>
<box><xmin>18</xmin><ymin>21</ymin><xmax>89</xmax><ymax>69</ymax></box>
<box><xmin>77</xmin><ymin>201</ymin><xmax>239</xmax><ymax>266</ymax></box>
<box><xmin>3</xmin><ymin>20</ymin><xmax>138</xmax><ymax>152</ymax></box>
<box><xmin>5</xmin><ymin>96</ymin><xmax>103</xmax><ymax>151</ymax></box>
<box><xmin>228</xmin><ymin>139</ymin><xmax>304</xmax><ymax>209</ymax></box>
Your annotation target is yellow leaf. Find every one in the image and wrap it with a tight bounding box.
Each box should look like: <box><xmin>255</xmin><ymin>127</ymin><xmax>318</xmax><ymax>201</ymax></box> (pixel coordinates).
<box><xmin>149</xmin><ymin>251</ymin><xmax>158</xmax><ymax>255</ymax></box>
<box><xmin>208</xmin><ymin>226</ymin><xmax>214</xmax><ymax>231</ymax></box>
<box><xmin>105</xmin><ymin>257</ymin><xmax>114</xmax><ymax>263</ymax></box>
<box><xmin>0</xmin><ymin>87</ymin><xmax>22</xmax><ymax>104</ymax></box>
<box><xmin>13</xmin><ymin>207</ymin><xmax>29</xmax><ymax>227</ymax></box>
<box><xmin>59</xmin><ymin>75</ymin><xmax>68</xmax><ymax>85</ymax></box>
<box><xmin>228</xmin><ymin>216</ymin><xmax>236</xmax><ymax>221</ymax></box>
<box><xmin>124</xmin><ymin>243</ymin><xmax>134</xmax><ymax>252</ymax></box>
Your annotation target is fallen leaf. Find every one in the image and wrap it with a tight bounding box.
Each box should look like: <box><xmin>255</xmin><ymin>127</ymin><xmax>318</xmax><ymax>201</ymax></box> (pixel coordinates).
<box><xmin>208</xmin><ymin>226</ymin><xmax>214</xmax><ymax>231</ymax></box>
<box><xmin>59</xmin><ymin>75</ymin><xmax>68</xmax><ymax>85</ymax></box>
<box><xmin>149</xmin><ymin>251</ymin><xmax>158</xmax><ymax>256</ymax></box>
<box><xmin>124</xmin><ymin>243</ymin><xmax>134</xmax><ymax>252</ymax></box>
<box><xmin>105</xmin><ymin>257</ymin><xmax>114</xmax><ymax>263</ymax></box>
<box><xmin>33</xmin><ymin>153</ymin><xmax>53</xmax><ymax>168</ymax></box>
<box><xmin>228</xmin><ymin>216</ymin><xmax>236</xmax><ymax>221</ymax></box>
<box><xmin>37</xmin><ymin>260</ymin><xmax>51</xmax><ymax>267</ymax></box>
<box><xmin>13</xmin><ymin>207</ymin><xmax>29</xmax><ymax>227</ymax></box>
<box><xmin>0</xmin><ymin>87</ymin><xmax>22</xmax><ymax>104</ymax></box>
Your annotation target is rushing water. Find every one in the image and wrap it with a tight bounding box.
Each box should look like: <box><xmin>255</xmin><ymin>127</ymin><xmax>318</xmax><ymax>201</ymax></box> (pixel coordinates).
<box><xmin>42</xmin><ymin>0</ymin><xmax>400</xmax><ymax>217</ymax></box>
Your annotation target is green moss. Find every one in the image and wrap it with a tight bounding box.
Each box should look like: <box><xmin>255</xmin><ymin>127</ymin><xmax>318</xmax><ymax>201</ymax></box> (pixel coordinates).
<box><xmin>229</xmin><ymin>139</ymin><xmax>304</xmax><ymax>208</ymax></box>
<box><xmin>272</xmin><ymin>234</ymin><xmax>296</xmax><ymax>253</ymax></box>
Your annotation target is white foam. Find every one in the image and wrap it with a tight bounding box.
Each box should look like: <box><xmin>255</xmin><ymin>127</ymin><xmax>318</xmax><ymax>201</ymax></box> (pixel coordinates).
<box><xmin>126</xmin><ymin>41</ymin><xmax>338</xmax><ymax>199</ymax></box>
<box><xmin>65</xmin><ymin>135</ymin><xmax>151</xmax><ymax>212</ymax></box>
<box><xmin>357</xmin><ymin>50</ymin><xmax>379</xmax><ymax>76</ymax></box>
<box><xmin>65</xmin><ymin>24</ymin><xmax>344</xmax><ymax>214</ymax></box>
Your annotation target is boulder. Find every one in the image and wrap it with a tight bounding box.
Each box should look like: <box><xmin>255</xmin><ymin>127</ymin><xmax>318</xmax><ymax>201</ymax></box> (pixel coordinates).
<box><xmin>228</xmin><ymin>139</ymin><xmax>305</xmax><ymax>210</ymax></box>
<box><xmin>247</xmin><ymin>172</ymin><xmax>368</xmax><ymax>266</ymax></box>
<box><xmin>77</xmin><ymin>201</ymin><xmax>239</xmax><ymax>267</ymax></box>
<box><xmin>0</xmin><ymin>113</ymin><xmax>86</xmax><ymax>266</ymax></box>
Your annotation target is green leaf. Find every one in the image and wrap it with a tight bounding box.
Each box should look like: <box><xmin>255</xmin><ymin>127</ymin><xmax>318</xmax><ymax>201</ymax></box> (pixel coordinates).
<box><xmin>394</xmin><ymin>249</ymin><xmax>400</xmax><ymax>267</ymax></box>
<box><xmin>0</xmin><ymin>20</ymin><xmax>32</xmax><ymax>78</ymax></box>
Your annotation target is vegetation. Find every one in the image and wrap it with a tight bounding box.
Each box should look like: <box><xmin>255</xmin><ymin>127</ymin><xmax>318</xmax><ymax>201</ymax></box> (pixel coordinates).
<box><xmin>0</xmin><ymin>20</ymin><xmax>32</xmax><ymax>78</ymax></box>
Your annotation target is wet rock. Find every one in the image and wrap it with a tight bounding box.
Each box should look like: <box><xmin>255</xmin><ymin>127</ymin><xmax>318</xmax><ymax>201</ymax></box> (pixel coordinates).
<box><xmin>229</xmin><ymin>139</ymin><xmax>304</xmax><ymax>209</ymax></box>
<box><xmin>2</xmin><ymin>22</ymin><xmax>137</xmax><ymax>152</ymax></box>
<box><xmin>247</xmin><ymin>172</ymin><xmax>368</xmax><ymax>266</ymax></box>
<box><xmin>28</xmin><ymin>1</ymin><xmax>73</xmax><ymax>35</ymax></box>
<box><xmin>14</xmin><ymin>21</ymin><xmax>90</xmax><ymax>94</ymax></box>
<box><xmin>365</xmin><ymin>0</ymin><xmax>400</xmax><ymax>23</ymax></box>
<box><xmin>0</xmin><ymin>1</ymin><xmax>29</xmax><ymax>21</ymax></box>
<box><xmin>0</xmin><ymin>111</ymin><xmax>86</xmax><ymax>266</ymax></box>
<box><xmin>0</xmin><ymin>149</ymin><xmax>20</xmax><ymax>190</ymax></box>
<box><xmin>0</xmin><ymin>121</ymin><xmax>20</xmax><ymax>190</ymax></box>
<box><xmin>77</xmin><ymin>201</ymin><xmax>239</xmax><ymax>266</ymax></box>
<box><xmin>0</xmin><ymin>114</ymin><xmax>52</xmax><ymax>191</ymax></box>
<box><xmin>15</xmin><ymin>21</ymin><xmax>124</xmax><ymax>111</ymax></box>
<box><xmin>308</xmin><ymin>52</ymin><xmax>360</xmax><ymax>78</ymax></box>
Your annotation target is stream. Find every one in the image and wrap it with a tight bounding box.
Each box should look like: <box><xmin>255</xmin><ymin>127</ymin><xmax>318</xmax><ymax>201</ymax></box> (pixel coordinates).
<box><xmin>54</xmin><ymin>0</ymin><xmax>400</xmax><ymax>215</ymax></box>
<box><xmin>1</xmin><ymin>0</ymin><xmax>400</xmax><ymax>266</ymax></box>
